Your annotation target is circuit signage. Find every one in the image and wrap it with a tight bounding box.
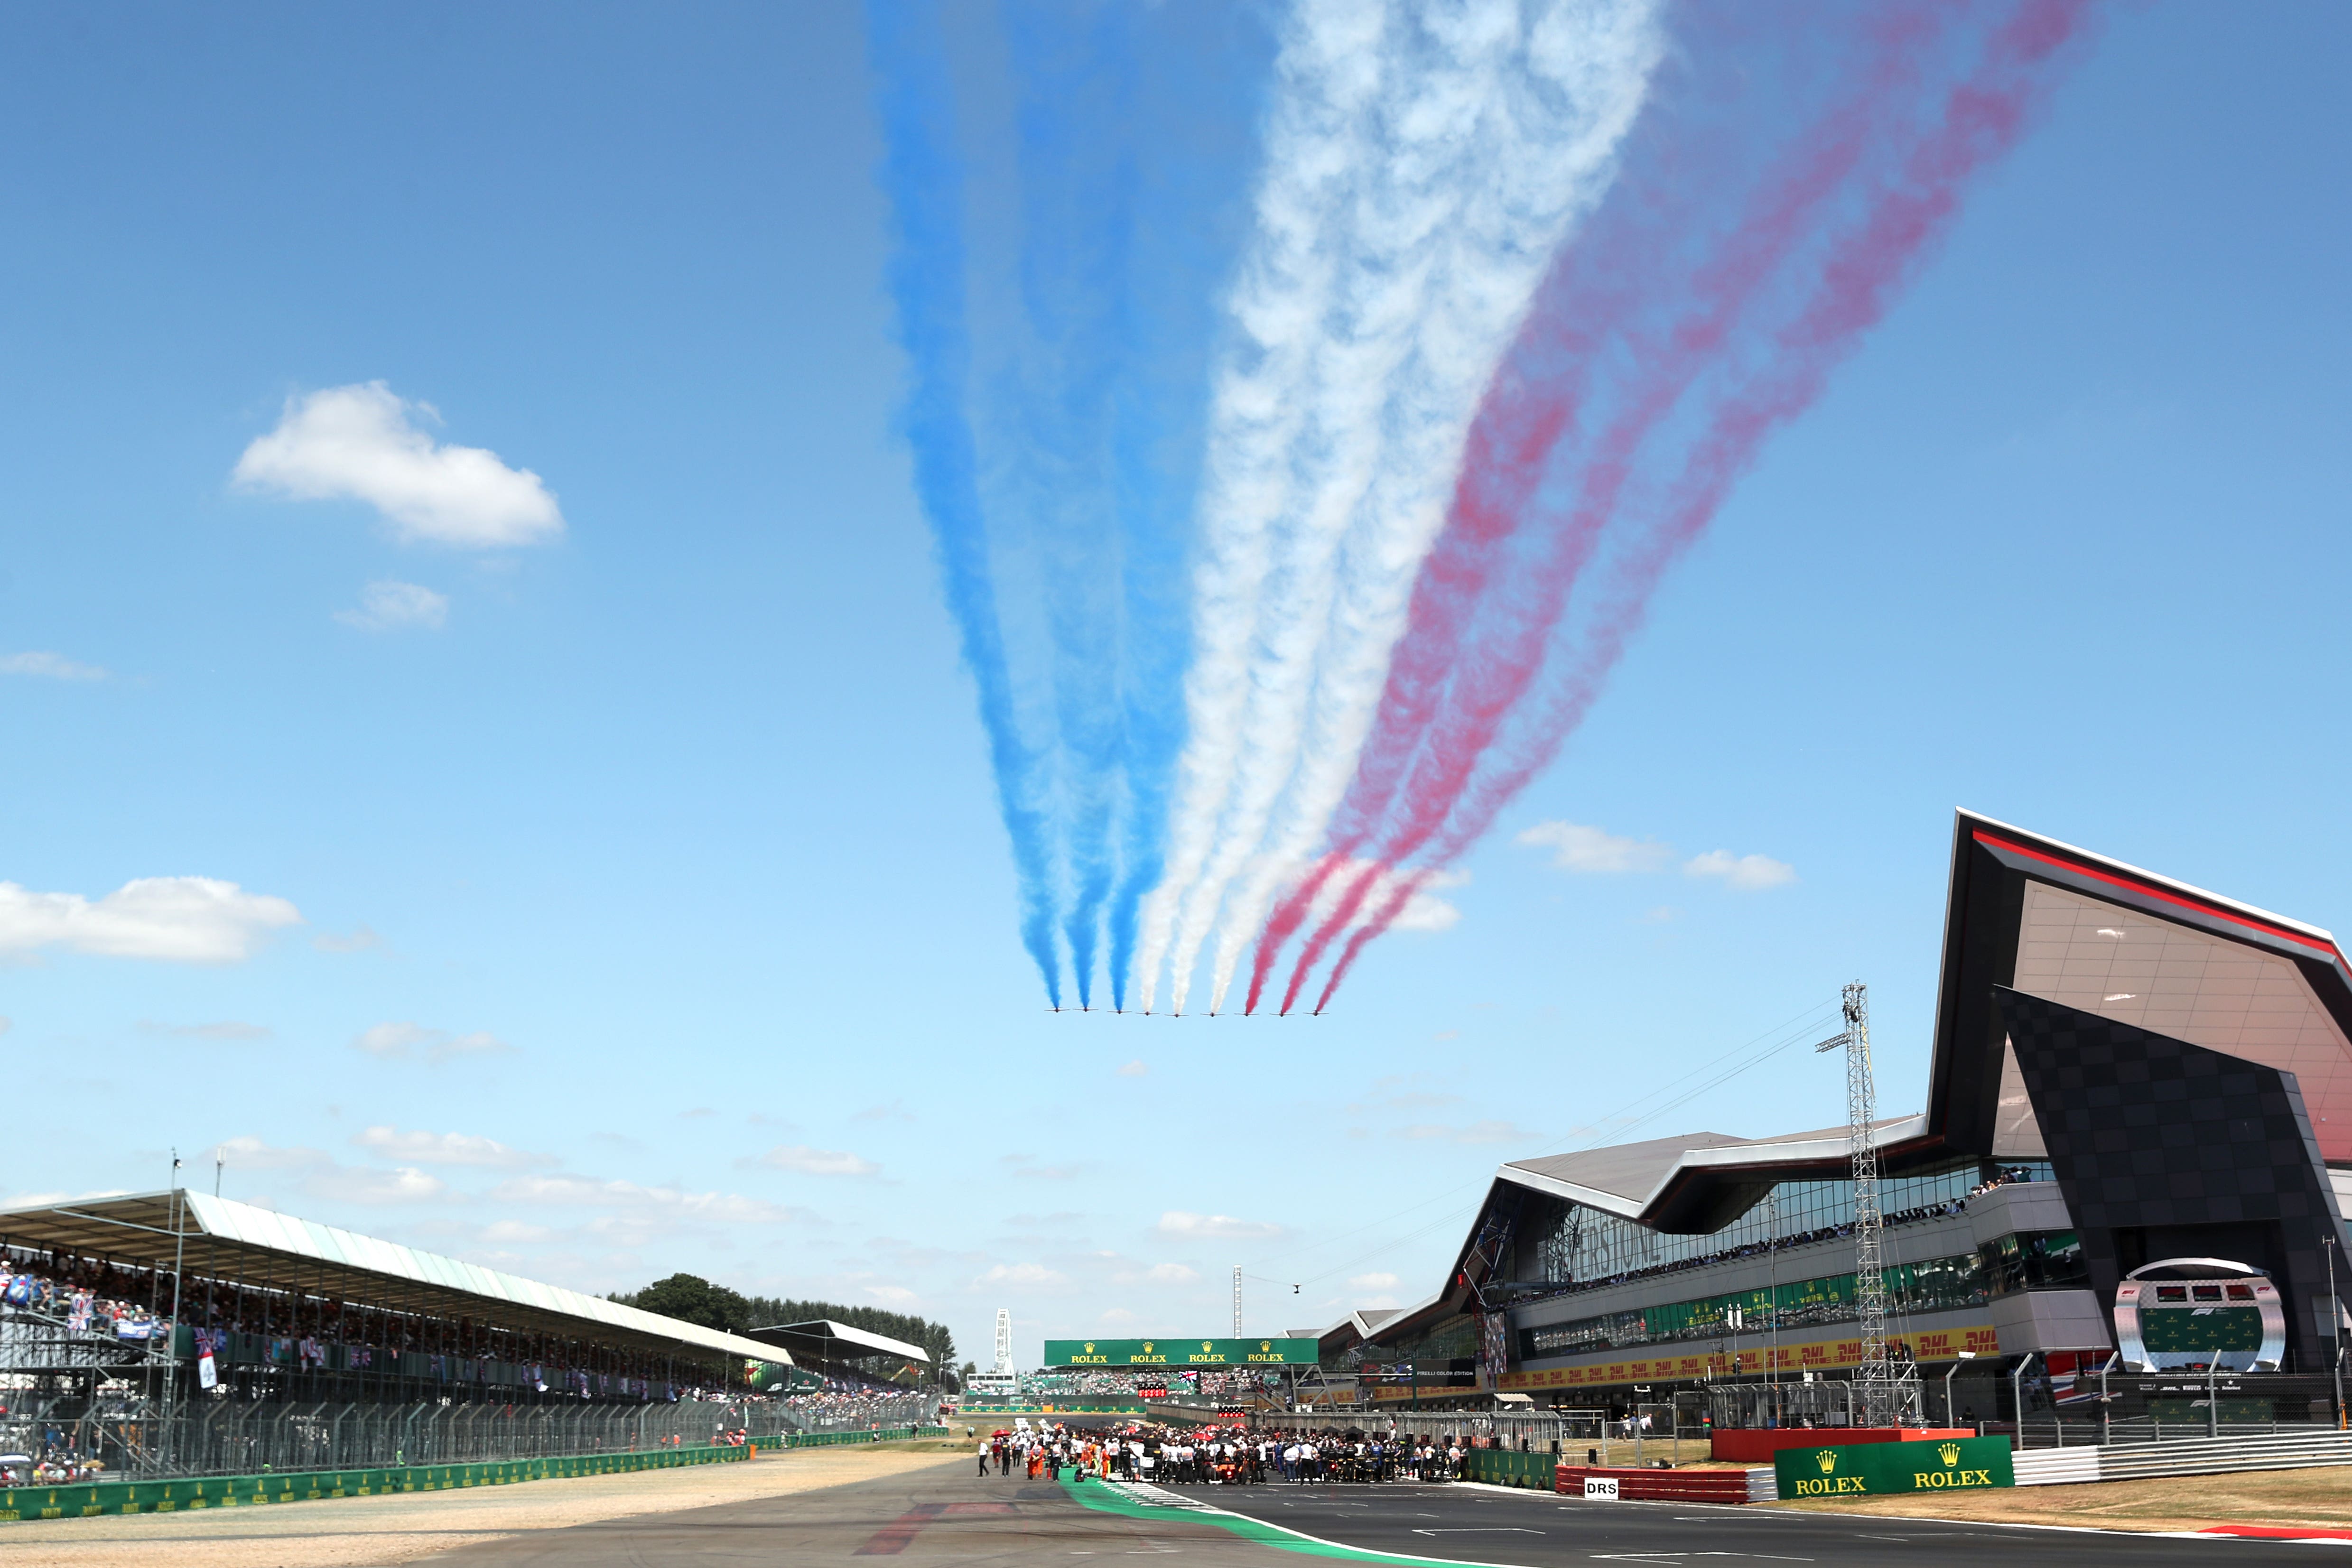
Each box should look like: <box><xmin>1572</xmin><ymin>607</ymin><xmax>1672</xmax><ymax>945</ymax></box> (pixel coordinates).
<box><xmin>1773</xmin><ymin>1436</ymin><xmax>2014</xmax><ymax>1500</ymax></box>
<box><xmin>1042</xmin><ymin>1337</ymin><xmax>1320</xmax><ymax>1366</ymax></box>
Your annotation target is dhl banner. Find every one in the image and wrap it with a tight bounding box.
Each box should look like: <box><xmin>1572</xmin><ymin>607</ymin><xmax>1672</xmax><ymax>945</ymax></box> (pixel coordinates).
<box><xmin>1369</xmin><ymin>1325</ymin><xmax>2001</xmax><ymax>1398</ymax></box>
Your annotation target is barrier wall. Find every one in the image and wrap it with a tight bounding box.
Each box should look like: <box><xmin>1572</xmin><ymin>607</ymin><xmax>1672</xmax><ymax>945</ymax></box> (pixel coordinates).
<box><xmin>1555</xmin><ymin>1465</ymin><xmax>1757</xmax><ymax>1503</ymax></box>
<box><xmin>0</xmin><ymin>1443</ymin><xmax>745</xmax><ymax>1523</ymax></box>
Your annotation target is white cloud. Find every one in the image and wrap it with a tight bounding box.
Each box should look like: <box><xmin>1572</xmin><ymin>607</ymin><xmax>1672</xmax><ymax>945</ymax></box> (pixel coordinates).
<box><xmin>1143</xmin><ymin>1262</ymin><xmax>1198</xmax><ymax>1284</ymax></box>
<box><xmin>315</xmin><ymin>924</ymin><xmax>384</xmax><ymax>954</ymax></box>
<box><xmin>759</xmin><ymin>1144</ymin><xmax>881</xmax><ymax>1178</ymax></box>
<box><xmin>865</xmin><ymin>1284</ymin><xmax>920</xmax><ymax>1306</ymax></box>
<box><xmin>1348</xmin><ymin>1272</ymin><xmax>1399</xmax><ymax>1290</ymax></box>
<box><xmin>208</xmin><ymin>1135</ymin><xmax>329</xmax><ymax>1171</ymax></box>
<box><xmin>1289</xmin><ymin>860</ymin><xmax>1469</xmax><ymax>938</ymax></box>
<box><xmin>1116</xmin><ymin>1059</ymin><xmax>1150</xmax><ymax>1078</ymax></box>
<box><xmin>141</xmin><ymin>1020</ymin><xmax>273</xmax><ymax>1041</ymax></box>
<box><xmin>1154</xmin><ymin>1211</ymin><xmax>1283</xmax><ymax>1240</ymax></box>
<box><xmin>233</xmin><ymin>381</ymin><xmax>564</xmax><ymax>548</ymax></box>
<box><xmin>1515</xmin><ymin>821</ymin><xmax>1674</xmax><ymax>874</ymax></box>
<box><xmin>978</xmin><ymin>1262</ymin><xmax>1066</xmax><ymax>1289</ymax></box>
<box><xmin>350</xmin><ymin>1021</ymin><xmax>515</xmax><ymax>1063</ymax></box>
<box><xmin>352</xmin><ymin>1126</ymin><xmax>553</xmax><ymax>1169</ymax></box>
<box><xmin>1683</xmin><ymin>850</ymin><xmax>1797</xmax><ymax>890</ymax></box>
<box><xmin>0</xmin><ymin>651</ymin><xmax>107</xmax><ymax>681</ymax></box>
<box><xmin>486</xmin><ymin>1173</ymin><xmax>798</xmax><ymax>1225</ymax></box>
<box><xmin>304</xmin><ymin>1164</ymin><xmax>448</xmax><ymax>1205</ymax></box>
<box><xmin>1099</xmin><ymin>1308</ymin><xmax>1139</xmax><ymax>1325</ymax></box>
<box><xmin>1000</xmin><ymin>1154</ymin><xmax>1083</xmax><ymax>1182</ymax></box>
<box><xmin>478</xmin><ymin>1220</ymin><xmax>555</xmax><ymax>1244</ymax></box>
<box><xmin>0</xmin><ymin>877</ymin><xmax>300</xmax><ymax>963</ymax></box>
<box><xmin>336</xmin><ymin>580</ymin><xmax>449</xmax><ymax>632</ymax></box>
<box><xmin>0</xmin><ymin>1017</ymin><xmax>12</xmax><ymax>1036</ymax></box>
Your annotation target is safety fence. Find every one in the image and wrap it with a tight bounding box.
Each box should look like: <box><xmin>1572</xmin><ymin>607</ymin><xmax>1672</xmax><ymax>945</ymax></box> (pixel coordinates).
<box><xmin>957</xmin><ymin>1401</ymin><xmax>1147</xmax><ymax>1416</ymax></box>
<box><xmin>776</xmin><ymin>1425</ymin><xmax>947</xmax><ymax>1448</ymax></box>
<box><xmin>1260</xmin><ymin>1409</ymin><xmax>1706</xmax><ymax>1470</ymax></box>
<box><xmin>778</xmin><ymin>1395</ymin><xmax>937</xmax><ymax>1434</ymax></box>
<box><xmin>1</xmin><ymin>1443</ymin><xmax>744</xmax><ymax>1523</ymax></box>
<box><xmin>2012</xmin><ymin>1429</ymin><xmax>2352</xmax><ymax>1487</ymax></box>
<box><xmin>1</xmin><ymin>1398</ymin><xmax>761</xmax><ymax>1479</ymax></box>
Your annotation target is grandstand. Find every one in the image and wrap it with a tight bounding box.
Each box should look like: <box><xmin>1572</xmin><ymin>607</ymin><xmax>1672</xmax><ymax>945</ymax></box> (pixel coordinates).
<box><xmin>747</xmin><ymin>1319</ymin><xmax>937</xmax><ymax>1433</ymax></box>
<box><xmin>0</xmin><ymin>1189</ymin><xmax>797</xmax><ymax>1477</ymax></box>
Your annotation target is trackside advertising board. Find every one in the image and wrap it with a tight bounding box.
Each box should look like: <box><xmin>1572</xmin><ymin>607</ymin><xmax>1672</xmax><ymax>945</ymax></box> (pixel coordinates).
<box><xmin>1042</xmin><ymin>1338</ymin><xmax>1320</xmax><ymax>1366</ymax></box>
<box><xmin>1774</xmin><ymin>1437</ymin><xmax>2014</xmax><ymax>1500</ymax></box>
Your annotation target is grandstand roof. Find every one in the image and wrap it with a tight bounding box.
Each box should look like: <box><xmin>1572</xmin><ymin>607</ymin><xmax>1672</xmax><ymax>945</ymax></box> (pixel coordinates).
<box><xmin>0</xmin><ymin>1190</ymin><xmax>791</xmax><ymax>1368</ymax></box>
<box><xmin>1498</xmin><ymin>1114</ymin><xmax>1932</xmax><ymax>1231</ymax></box>
<box><xmin>746</xmin><ymin>1318</ymin><xmax>928</xmax><ymax>1364</ymax></box>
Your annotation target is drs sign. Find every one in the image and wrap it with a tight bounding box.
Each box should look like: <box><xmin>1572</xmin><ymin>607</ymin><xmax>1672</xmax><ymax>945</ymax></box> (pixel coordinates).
<box><xmin>1774</xmin><ymin>1437</ymin><xmax>2014</xmax><ymax>1501</ymax></box>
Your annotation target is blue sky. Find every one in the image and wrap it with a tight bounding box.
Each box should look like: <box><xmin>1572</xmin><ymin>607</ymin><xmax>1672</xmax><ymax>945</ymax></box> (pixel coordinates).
<box><xmin>3</xmin><ymin>1</ymin><xmax>2348</xmax><ymax>1370</ymax></box>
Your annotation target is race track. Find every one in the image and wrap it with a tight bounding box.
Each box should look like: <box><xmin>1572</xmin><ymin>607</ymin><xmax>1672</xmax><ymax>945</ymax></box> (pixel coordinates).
<box><xmin>412</xmin><ymin>1463</ymin><xmax>2348</xmax><ymax>1567</ymax></box>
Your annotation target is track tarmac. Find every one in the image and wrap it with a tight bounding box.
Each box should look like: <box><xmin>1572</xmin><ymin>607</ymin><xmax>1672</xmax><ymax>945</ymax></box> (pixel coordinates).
<box><xmin>416</xmin><ymin>1466</ymin><xmax>2351</xmax><ymax>1567</ymax></box>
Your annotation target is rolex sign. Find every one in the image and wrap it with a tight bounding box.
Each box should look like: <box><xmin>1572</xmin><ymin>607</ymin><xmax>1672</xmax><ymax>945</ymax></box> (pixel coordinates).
<box><xmin>1774</xmin><ymin>1436</ymin><xmax>2015</xmax><ymax>1500</ymax></box>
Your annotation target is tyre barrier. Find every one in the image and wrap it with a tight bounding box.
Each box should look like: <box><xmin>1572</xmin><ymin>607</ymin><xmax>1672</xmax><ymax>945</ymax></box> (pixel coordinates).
<box><xmin>1</xmin><ymin>1443</ymin><xmax>746</xmax><ymax>1524</ymax></box>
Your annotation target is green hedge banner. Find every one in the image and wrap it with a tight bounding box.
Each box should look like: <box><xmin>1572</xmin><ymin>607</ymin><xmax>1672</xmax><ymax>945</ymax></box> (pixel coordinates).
<box><xmin>1461</xmin><ymin>1448</ymin><xmax>1556</xmax><ymax>1489</ymax></box>
<box><xmin>1774</xmin><ymin>1436</ymin><xmax>2014</xmax><ymax>1501</ymax></box>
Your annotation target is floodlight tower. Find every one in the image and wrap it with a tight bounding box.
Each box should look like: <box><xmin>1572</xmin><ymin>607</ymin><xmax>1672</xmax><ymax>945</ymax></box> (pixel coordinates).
<box><xmin>993</xmin><ymin>1308</ymin><xmax>1013</xmax><ymax>1375</ymax></box>
<box><xmin>1814</xmin><ymin>981</ymin><xmax>1919</xmax><ymax>1427</ymax></box>
<box><xmin>1233</xmin><ymin>1266</ymin><xmax>1243</xmax><ymax>1336</ymax></box>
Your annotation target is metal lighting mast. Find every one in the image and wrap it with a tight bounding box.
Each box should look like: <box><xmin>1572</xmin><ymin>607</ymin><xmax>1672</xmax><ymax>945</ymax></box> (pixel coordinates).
<box><xmin>1815</xmin><ymin>981</ymin><xmax>1918</xmax><ymax>1427</ymax></box>
<box><xmin>1233</xmin><ymin>1266</ymin><xmax>1243</xmax><ymax>1336</ymax></box>
<box><xmin>993</xmin><ymin>1308</ymin><xmax>1013</xmax><ymax>1374</ymax></box>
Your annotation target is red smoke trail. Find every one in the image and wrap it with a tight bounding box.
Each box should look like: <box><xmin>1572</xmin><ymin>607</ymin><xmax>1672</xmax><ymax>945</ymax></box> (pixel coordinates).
<box><xmin>1302</xmin><ymin>0</ymin><xmax>2093</xmax><ymax>1012</ymax></box>
<box><xmin>1240</xmin><ymin>345</ymin><xmax>1600</xmax><ymax>1014</ymax></box>
<box><xmin>1280</xmin><ymin>1</ymin><xmax>1945</xmax><ymax>1012</ymax></box>
<box><xmin>1275</xmin><ymin>857</ymin><xmax>1381</xmax><ymax>1014</ymax></box>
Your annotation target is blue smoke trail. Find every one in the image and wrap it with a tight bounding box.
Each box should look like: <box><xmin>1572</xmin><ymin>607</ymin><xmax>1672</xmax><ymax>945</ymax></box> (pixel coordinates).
<box><xmin>868</xmin><ymin>0</ymin><xmax>1064</xmax><ymax>1005</ymax></box>
<box><xmin>1004</xmin><ymin>0</ymin><xmax>1136</xmax><ymax>1011</ymax></box>
<box><xmin>997</xmin><ymin>4</ymin><xmax>1261</xmax><ymax>1012</ymax></box>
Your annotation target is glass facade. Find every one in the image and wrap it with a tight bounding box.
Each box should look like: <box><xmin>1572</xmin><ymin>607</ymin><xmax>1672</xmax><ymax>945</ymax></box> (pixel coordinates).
<box><xmin>1521</xmin><ymin>1162</ymin><xmax>2052</xmax><ymax>1296</ymax></box>
<box><xmin>1335</xmin><ymin>1310</ymin><xmax>1478</xmax><ymax>1370</ymax></box>
<box><xmin>1517</xmin><ymin>1250</ymin><xmax>1994</xmax><ymax>1362</ymax></box>
<box><xmin>1978</xmin><ymin>1228</ymin><xmax>2088</xmax><ymax>1295</ymax></box>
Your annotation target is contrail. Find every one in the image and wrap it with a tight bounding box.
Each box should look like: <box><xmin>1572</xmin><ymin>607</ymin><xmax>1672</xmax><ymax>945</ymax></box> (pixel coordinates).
<box><xmin>1000</xmin><ymin>1</ymin><xmax>1143</xmax><ymax>1011</ymax></box>
<box><xmin>869</xmin><ymin>0</ymin><xmax>1066</xmax><ymax>1004</ymax></box>
<box><xmin>1301</xmin><ymin>0</ymin><xmax>2097</xmax><ymax>1012</ymax></box>
<box><xmin>1135</xmin><ymin>0</ymin><xmax>1664</xmax><ymax>1015</ymax></box>
<box><xmin>1268</xmin><ymin>0</ymin><xmax>1955</xmax><ymax>1011</ymax></box>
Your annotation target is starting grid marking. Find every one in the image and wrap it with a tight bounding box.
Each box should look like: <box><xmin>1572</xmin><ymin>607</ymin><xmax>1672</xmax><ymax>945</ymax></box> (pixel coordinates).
<box><xmin>1095</xmin><ymin>1481</ymin><xmax>1216</xmax><ymax>1512</ymax></box>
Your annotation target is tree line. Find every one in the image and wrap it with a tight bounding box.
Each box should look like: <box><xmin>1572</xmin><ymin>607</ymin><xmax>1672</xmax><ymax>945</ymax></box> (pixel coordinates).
<box><xmin>610</xmin><ymin>1273</ymin><xmax>955</xmax><ymax>1377</ymax></box>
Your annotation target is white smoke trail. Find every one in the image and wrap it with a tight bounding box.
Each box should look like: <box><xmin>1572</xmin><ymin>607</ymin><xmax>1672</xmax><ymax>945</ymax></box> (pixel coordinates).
<box><xmin>1133</xmin><ymin>0</ymin><xmax>1664</xmax><ymax>1013</ymax></box>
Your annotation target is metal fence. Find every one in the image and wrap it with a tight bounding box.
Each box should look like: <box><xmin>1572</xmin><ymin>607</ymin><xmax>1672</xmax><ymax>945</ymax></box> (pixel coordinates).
<box><xmin>1</xmin><ymin>1399</ymin><xmax>758</xmax><ymax>1479</ymax></box>
<box><xmin>780</xmin><ymin>1395</ymin><xmax>934</xmax><ymax>1435</ymax></box>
